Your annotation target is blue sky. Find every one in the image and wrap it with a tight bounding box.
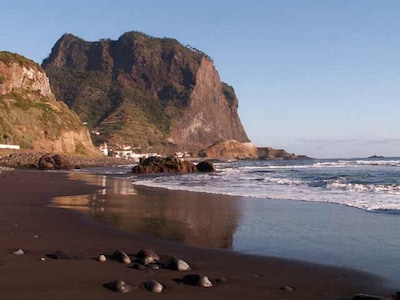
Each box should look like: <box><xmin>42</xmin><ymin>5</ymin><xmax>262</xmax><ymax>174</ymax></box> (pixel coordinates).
<box><xmin>1</xmin><ymin>0</ymin><xmax>399</xmax><ymax>158</ymax></box>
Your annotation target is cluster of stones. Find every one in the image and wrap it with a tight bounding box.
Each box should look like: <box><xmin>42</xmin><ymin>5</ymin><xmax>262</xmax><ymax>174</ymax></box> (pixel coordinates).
<box><xmin>100</xmin><ymin>248</ymin><xmax>215</xmax><ymax>294</ymax></box>
<box><xmin>132</xmin><ymin>156</ymin><xmax>215</xmax><ymax>174</ymax></box>
<box><xmin>10</xmin><ymin>247</ymin><xmax>400</xmax><ymax>298</ymax></box>
<box><xmin>0</xmin><ymin>151</ymin><xmax>134</xmax><ymax>170</ymax></box>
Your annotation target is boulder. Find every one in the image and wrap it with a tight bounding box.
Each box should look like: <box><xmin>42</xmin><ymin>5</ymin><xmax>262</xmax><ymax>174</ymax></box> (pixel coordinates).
<box><xmin>196</xmin><ymin>161</ymin><xmax>216</xmax><ymax>172</ymax></box>
<box><xmin>38</xmin><ymin>154</ymin><xmax>73</xmax><ymax>170</ymax></box>
<box><xmin>132</xmin><ymin>156</ymin><xmax>197</xmax><ymax>174</ymax></box>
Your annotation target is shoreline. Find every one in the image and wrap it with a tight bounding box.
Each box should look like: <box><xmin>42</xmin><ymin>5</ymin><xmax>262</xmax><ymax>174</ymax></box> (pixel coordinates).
<box><xmin>0</xmin><ymin>170</ymin><xmax>396</xmax><ymax>299</ymax></box>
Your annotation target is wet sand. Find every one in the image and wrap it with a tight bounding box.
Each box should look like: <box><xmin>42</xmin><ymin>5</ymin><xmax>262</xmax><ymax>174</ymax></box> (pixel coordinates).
<box><xmin>0</xmin><ymin>170</ymin><xmax>395</xmax><ymax>299</ymax></box>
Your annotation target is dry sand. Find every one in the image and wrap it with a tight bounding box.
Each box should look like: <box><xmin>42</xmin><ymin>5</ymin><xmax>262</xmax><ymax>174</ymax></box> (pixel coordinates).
<box><xmin>0</xmin><ymin>170</ymin><xmax>395</xmax><ymax>299</ymax></box>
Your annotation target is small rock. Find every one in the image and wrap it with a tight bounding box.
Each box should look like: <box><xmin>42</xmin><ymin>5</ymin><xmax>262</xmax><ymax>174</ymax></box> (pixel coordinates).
<box><xmin>165</xmin><ymin>256</ymin><xmax>191</xmax><ymax>271</ymax></box>
<box><xmin>13</xmin><ymin>249</ymin><xmax>24</xmax><ymax>255</ymax></box>
<box><xmin>132</xmin><ymin>263</ymin><xmax>148</xmax><ymax>271</ymax></box>
<box><xmin>98</xmin><ymin>255</ymin><xmax>107</xmax><ymax>262</ymax></box>
<box><xmin>144</xmin><ymin>280</ymin><xmax>164</xmax><ymax>293</ymax></box>
<box><xmin>104</xmin><ymin>280</ymin><xmax>133</xmax><ymax>293</ymax></box>
<box><xmin>182</xmin><ymin>274</ymin><xmax>213</xmax><ymax>287</ymax></box>
<box><xmin>352</xmin><ymin>294</ymin><xmax>383</xmax><ymax>300</ymax></box>
<box><xmin>136</xmin><ymin>248</ymin><xmax>160</xmax><ymax>263</ymax></box>
<box><xmin>280</xmin><ymin>286</ymin><xmax>295</xmax><ymax>292</ymax></box>
<box><xmin>148</xmin><ymin>263</ymin><xmax>160</xmax><ymax>270</ymax></box>
<box><xmin>112</xmin><ymin>250</ymin><xmax>131</xmax><ymax>264</ymax></box>
<box><xmin>33</xmin><ymin>234</ymin><xmax>40</xmax><ymax>239</ymax></box>
<box><xmin>215</xmin><ymin>277</ymin><xmax>228</xmax><ymax>284</ymax></box>
<box><xmin>54</xmin><ymin>250</ymin><xmax>73</xmax><ymax>260</ymax></box>
<box><xmin>40</xmin><ymin>257</ymin><xmax>46</xmax><ymax>261</ymax></box>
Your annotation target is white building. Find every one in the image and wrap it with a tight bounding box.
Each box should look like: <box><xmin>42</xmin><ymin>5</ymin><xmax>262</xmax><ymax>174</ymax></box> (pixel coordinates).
<box><xmin>0</xmin><ymin>144</ymin><xmax>20</xmax><ymax>150</ymax></box>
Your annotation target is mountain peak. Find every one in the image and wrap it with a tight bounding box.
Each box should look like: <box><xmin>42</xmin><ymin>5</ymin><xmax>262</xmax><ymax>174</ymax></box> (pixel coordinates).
<box><xmin>42</xmin><ymin>31</ymin><xmax>249</xmax><ymax>155</ymax></box>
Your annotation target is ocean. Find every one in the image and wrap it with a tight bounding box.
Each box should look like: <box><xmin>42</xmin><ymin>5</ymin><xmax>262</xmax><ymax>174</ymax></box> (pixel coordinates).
<box><xmin>60</xmin><ymin>157</ymin><xmax>400</xmax><ymax>286</ymax></box>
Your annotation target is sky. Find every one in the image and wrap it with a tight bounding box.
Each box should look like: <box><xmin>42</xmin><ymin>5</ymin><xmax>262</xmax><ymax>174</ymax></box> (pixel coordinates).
<box><xmin>1</xmin><ymin>0</ymin><xmax>399</xmax><ymax>158</ymax></box>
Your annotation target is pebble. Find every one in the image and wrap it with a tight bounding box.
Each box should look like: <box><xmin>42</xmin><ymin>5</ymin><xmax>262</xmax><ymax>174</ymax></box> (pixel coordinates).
<box><xmin>352</xmin><ymin>294</ymin><xmax>383</xmax><ymax>300</ymax></box>
<box><xmin>148</xmin><ymin>263</ymin><xmax>160</xmax><ymax>270</ymax></box>
<box><xmin>182</xmin><ymin>274</ymin><xmax>213</xmax><ymax>287</ymax></box>
<box><xmin>165</xmin><ymin>256</ymin><xmax>191</xmax><ymax>271</ymax></box>
<box><xmin>98</xmin><ymin>255</ymin><xmax>107</xmax><ymax>262</ymax></box>
<box><xmin>112</xmin><ymin>250</ymin><xmax>131</xmax><ymax>264</ymax></box>
<box><xmin>136</xmin><ymin>248</ymin><xmax>160</xmax><ymax>264</ymax></box>
<box><xmin>132</xmin><ymin>263</ymin><xmax>148</xmax><ymax>271</ymax></box>
<box><xmin>144</xmin><ymin>280</ymin><xmax>164</xmax><ymax>293</ymax></box>
<box><xmin>280</xmin><ymin>286</ymin><xmax>295</xmax><ymax>292</ymax></box>
<box><xmin>215</xmin><ymin>277</ymin><xmax>228</xmax><ymax>284</ymax></box>
<box><xmin>104</xmin><ymin>280</ymin><xmax>133</xmax><ymax>293</ymax></box>
<box><xmin>13</xmin><ymin>249</ymin><xmax>24</xmax><ymax>255</ymax></box>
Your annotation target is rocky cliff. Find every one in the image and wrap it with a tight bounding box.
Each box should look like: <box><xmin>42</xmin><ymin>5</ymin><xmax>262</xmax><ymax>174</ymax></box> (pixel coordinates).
<box><xmin>200</xmin><ymin>140</ymin><xmax>259</xmax><ymax>159</ymax></box>
<box><xmin>42</xmin><ymin>32</ymin><xmax>249</xmax><ymax>154</ymax></box>
<box><xmin>0</xmin><ymin>51</ymin><xmax>96</xmax><ymax>154</ymax></box>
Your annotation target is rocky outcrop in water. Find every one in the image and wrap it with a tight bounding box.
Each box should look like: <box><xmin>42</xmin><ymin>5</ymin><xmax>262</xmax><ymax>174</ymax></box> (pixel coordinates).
<box><xmin>132</xmin><ymin>156</ymin><xmax>197</xmax><ymax>174</ymax></box>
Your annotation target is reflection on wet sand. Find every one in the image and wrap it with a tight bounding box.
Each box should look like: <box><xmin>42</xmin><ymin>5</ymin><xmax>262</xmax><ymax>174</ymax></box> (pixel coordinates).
<box><xmin>52</xmin><ymin>173</ymin><xmax>241</xmax><ymax>249</ymax></box>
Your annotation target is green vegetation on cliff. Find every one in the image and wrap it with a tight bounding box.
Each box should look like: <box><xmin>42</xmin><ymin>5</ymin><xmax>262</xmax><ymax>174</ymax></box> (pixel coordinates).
<box><xmin>0</xmin><ymin>51</ymin><xmax>37</xmax><ymax>68</ymax></box>
<box><xmin>0</xmin><ymin>51</ymin><xmax>95</xmax><ymax>154</ymax></box>
<box><xmin>42</xmin><ymin>31</ymin><xmax>249</xmax><ymax>154</ymax></box>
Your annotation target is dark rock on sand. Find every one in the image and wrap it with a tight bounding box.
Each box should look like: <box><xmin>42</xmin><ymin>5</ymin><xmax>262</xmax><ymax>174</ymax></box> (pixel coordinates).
<box><xmin>53</xmin><ymin>250</ymin><xmax>74</xmax><ymax>260</ymax></box>
<box><xmin>112</xmin><ymin>250</ymin><xmax>131</xmax><ymax>264</ymax></box>
<box><xmin>165</xmin><ymin>256</ymin><xmax>191</xmax><ymax>271</ymax></box>
<box><xmin>352</xmin><ymin>294</ymin><xmax>384</xmax><ymax>300</ymax></box>
<box><xmin>215</xmin><ymin>277</ymin><xmax>228</xmax><ymax>284</ymax></box>
<box><xmin>132</xmin><ymin>156</ymin><xmax>197</xmax><ymax>174</ymax></box>
<box><xmin>136</xmin><ymin>248</ymin><xmax>160</xmax><ymax>264</ymax></box>
<box><xmin>38</xmin><ymin>154</ymin><xmax>73</xmax><ymax>170</ymax></box>
<box><xmin>144</xmin><ymin>280</ymin><xmax>164</xmax><ymax>293</ymax></box>
<box><xmin>182</xmin><ymin>274</ymin><xmax>213</xmax><ymax>287</ymax></box>
<box><xmin>196</xmin><ymin>161</ymin><xmax>216</xmax><ymax>172</ymax></box>
<box><xmin>132</xmin><ymin>263</ymin><xmax>148</xmax><ymax>271</ymax></box>
<box><xmin>280</xmin><ymin>285</ymin><xmax>295</xmax><ymax>292</ymax></box>
<box><xmin>103</xmin><ymin>280</ymin><xmax>133</xmax><ymax>293</ymax></box>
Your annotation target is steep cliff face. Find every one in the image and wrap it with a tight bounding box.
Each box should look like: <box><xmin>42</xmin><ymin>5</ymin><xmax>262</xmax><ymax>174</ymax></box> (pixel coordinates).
<box><xmin>0</xmin><ymin>51</ymin><xmax>96</xmax><ymax>154</ymax></box>
<box><xmin>42</xmin><ymin>32</ymin><xmax>249</xmax><ymax>154</ymax></box>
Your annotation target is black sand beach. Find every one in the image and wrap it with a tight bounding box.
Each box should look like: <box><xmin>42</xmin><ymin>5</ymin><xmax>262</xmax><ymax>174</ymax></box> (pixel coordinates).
<box><xmin>0</xmin><ymin>170</ymin><xmax>396</xmax><ymax>299</ymax></box>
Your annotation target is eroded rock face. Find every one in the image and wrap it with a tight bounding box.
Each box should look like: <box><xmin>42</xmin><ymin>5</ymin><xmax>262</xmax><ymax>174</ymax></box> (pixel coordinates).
<box><xmin>199</xmin><ymin>140</ymin><xmax>258</xmax><ymax>159</ymax></box>
<box><xmin>0</xmin><ymin>51</ymin><xmax>97</xmax><ymax>154</ymax></box>
<box><xmin>0</xmin><ymin>57</ymin><xmax>52</xmax><ymax>97</ymax></box>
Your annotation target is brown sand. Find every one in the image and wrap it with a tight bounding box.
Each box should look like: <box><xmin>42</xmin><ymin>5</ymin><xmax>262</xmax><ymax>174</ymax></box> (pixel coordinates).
<box><xmin>0</xmin><ymin>170</ymin><xmax>394</xmax><ymax>299</ymax></box>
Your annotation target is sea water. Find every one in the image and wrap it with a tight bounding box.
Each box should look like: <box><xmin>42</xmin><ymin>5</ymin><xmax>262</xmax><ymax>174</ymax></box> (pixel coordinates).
<box><xmin>69</xmin><ymin>157</ymin><xmax>400</xmax><ymax>286</ymax></box>
<box><xmin>130</xmin><ymin>158</ymin><xmax>400</xmax><ymax>213</ymax></box>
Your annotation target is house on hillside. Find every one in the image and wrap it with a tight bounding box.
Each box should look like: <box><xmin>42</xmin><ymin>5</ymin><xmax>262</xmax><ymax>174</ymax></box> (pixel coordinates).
<box><xmin>0</xmin><ymin>144</ymin><xmax>20</xmax><ymax>150</ymax></box>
